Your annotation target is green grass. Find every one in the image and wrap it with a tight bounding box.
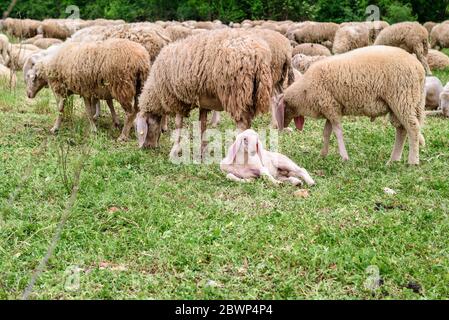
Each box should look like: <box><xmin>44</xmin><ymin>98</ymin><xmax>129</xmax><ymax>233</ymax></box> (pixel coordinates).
<box><xmin>0</xmin><ymin>69</ymin><xmax>448</xmax><ymax>300</ymax></box>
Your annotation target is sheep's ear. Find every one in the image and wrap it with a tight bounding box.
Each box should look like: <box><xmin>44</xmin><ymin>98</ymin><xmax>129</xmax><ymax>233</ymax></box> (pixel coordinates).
<box><xmin>135</xmin><ymin>114</ymin><xmax>148</xmax><ymax>149</ymax></box>
<box><xmin>294</xmin><ymin>116</ymin><xmax>305</xmax><ymax>131</ymax></box>
<box><xmin>275</xmin><ymin>95</ymin><xmax>285</xmax><ymax>130</ymax></box>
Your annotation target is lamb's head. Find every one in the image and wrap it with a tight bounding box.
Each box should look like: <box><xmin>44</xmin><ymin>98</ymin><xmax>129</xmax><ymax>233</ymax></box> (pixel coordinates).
<box><xmin>274</xmin><ymin>93</ymin><xmax>305</xmax><ymax>132</ymax></box>
<box><xmin>25</xmin><ymin>59</ymin><xmax>47</xmax><ymax>99</ymax></box>
<box><xmin>135</xmin><ymin>112</ymin><xmax>162</xmax><ymax>149</ymax></box>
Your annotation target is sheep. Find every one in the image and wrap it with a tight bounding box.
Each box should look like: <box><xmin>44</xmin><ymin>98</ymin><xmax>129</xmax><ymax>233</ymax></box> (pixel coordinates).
<box><xmin>332</xmin><ymin>23</ymin><xmax>371</xmax><ymax>54</ymax></box>
<box><xmin>292</xmin><ymin>22</ymin><xmax>339</xmax><ymax>49</ymax></box>
<box><xmin>164</xmin><ymin>25</ymin><xmax>193</xmax><ymax>41</ymax></box>
<box><xmin>374</xmin><ymin>22</ymin><xmax>431</xmax><ymax>75</ymax></box>
<box><xmin>135</xmin><ymin>29</ymin><xmax>273</xmax><ymax>154</ymax></box>
<box><xmin>439</xmin><ymin>83</ymin><xmax>449</xmax><ymax>117</ymax></box>
<box><xmin>292</xmin><ymin>43</ymin><xmax>331</xmax><ymax>57</ymax></box>
<box><xmin>423</xmin><ymin>22</ymin><xmax>437</xmax><ymax>34</ymax></box>
<box><xmin>220</xmin><ymin>129</ymin><xmax>315</xmax><ymax>186</ymax></box>
<box><xmin>274</xmin><ymin>46</ymin><xmax>426</xmax><ymax>165</ymax></box>
<box><xmin>32</xmin><ymin>38</ymin><xmax>63</xmax><ymax>49</ymax></box>
<box><xmin>0</xmin><ymin>63</ymin><xmax>16</xmax><ymax>87</ymax></box>
<box><xmin>3</xmin><ymin>18</ymin><xmax>41</xmax><ymax>38</ymax></box>
<box><xmin>292</xmin><ymin>54</ymin><xmax>327</xmax><ymax>73</ymax></box>
<box><xmin>4</xmin><ymin>44</ymin><xmax>40</xmax><ymax>71</ymax></box>
<box><xmin>430</xmin><ymin>23</ymin><xmax>449</xmax><ymax>49</ymax></box>
<box><xmin>25</xmin><ymin>39</ymin><xmax>150</xmax><ymax>140</ymax></box>
<box><xmin>424</xmin><ymin>76</ymin><xmax>443</xmax><ymax>110</ymax></box>
<box><xmin>21</xmin><ymin>34</ymin><xmax>43</xmax><ymax>44</ymax></box>
<box><xmin>427</xmin><ymin>49</ymin><xmax>449</xmax><ymax>71</ymax></box>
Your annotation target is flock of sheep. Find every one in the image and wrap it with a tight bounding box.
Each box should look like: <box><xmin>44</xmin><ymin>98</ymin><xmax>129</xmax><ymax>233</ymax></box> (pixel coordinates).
<box><xmin>1</xmin><ymin>17</ymin><xmax>449</xmax><ymax>185</ymax></box>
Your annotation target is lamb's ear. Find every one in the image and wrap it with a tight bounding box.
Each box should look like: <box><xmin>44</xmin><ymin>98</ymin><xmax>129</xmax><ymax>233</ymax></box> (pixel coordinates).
<box><xmin>275</xmin><ymin>95</ymin><xmax>285</xmax><ymax>131</ymax></box>
<box><xmin>255</xmin><ymin>135</ymin><xmax>265</xmax><ymax>164</ymax></box>
<box><xmin>221</xmin><ymin>134</ymin><xmax>243</xmax><ymax>166</ymax></box>
<box><xmin>135</xmin><ymin>113</ymin><xmax>148</xmax><ymax>149</ymax></box>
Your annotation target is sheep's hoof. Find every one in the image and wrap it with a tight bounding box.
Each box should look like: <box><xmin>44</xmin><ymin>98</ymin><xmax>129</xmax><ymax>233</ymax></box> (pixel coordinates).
<box><xmin>320</xmin><ymin>150</ymin><xmax>329</xmax><ymax>157</ymax></box>
<box><xmin>117</xmin><ymin>135</ymin><xmax>129</xmax><ymax>142</ymax></box>
<box><xmin>50</xmin><ymin>127</ymin><xmax>59</xmax><ymax>135</ymax></box>
<box><xmin>284</xmin><ymin>127</ymin><xmax>294</xmax><ymax>133</ymax></box>
<box><xmin>341</xmin><ymin>156</ymin><xmax>349</xmax><ymax>162</ymax></box>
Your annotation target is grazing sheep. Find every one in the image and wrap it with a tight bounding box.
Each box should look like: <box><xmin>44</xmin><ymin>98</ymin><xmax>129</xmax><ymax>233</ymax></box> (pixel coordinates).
<box><xmin>427</xmin><ymin>49</ymin><xmax>449</xmax><ymax>71</ymax></box>
<box><xmin>375</xmin><ymin>22</ymin><xmax>431</xmax><ymax>75</ymax></box>
<box><xmin>25</xmin><ymin>39</ymin><xmax>150</xmax><ymax>140</ymax></box>
<box><xmin>4</xmin><ymin>44</ymin><xmax>40</xmax><ymax>71</ymax></box>
<box><xmin>292</xmin><ymin>54</ymin><xmax>327</xmax><ymax>73</ymax></box>
<box><xmin>33</xmin><ymin>38</ymin><xmax>63</xmax><ymax>49</ymax></box>
<box><xmin>292</xmin><ymin>22</ymin><xmax>339</xmax><ymax>49</ymax></box>
<box><xmin>22</xmin><ymin>34</ymin><xmax>43</xmax><ymax>44</ymax></box>
<box><xmin>275</xmin><ymin>46</ymin><xmax>426</xmax><ymax>165</ymax></box>
<box><xmin>439</xmin><ymin>83</ymin><xmax>449</xmax><ymax>117</ymax></box>
<box><xmin>425</xmin><ymin>76</ymin><xmax>443</xmax><ymax>110</ymax></box>
<box><xmin>0</xmin><ymin>63</ymin><xmax>16</xmax><ymax>87</ymax></box>
<box><xmin>164</xmin><ymin>25</ymin><xmax>193</xmax><ymax>41</ymax></box>
<box><xmin>423</xmin><ymin>22</ymin><xmax>437</xmax><ymax>34</ymax></box>
<box><xmin>292</xmin><ymin>43</ymin><xmax>331</xmax><ymax>57</ymax></box>
<box><xmin>332</xmin><ymin>24</ymin><xmax>371</xmax><ymax>54</ymax></box>
<box><xmin>430</xmin><ymin>23</ymin><xmax>449</xmax><ymax>49</ymax></box>
<box><xmin>220</xmin><ymin>129</ymin><xmax>315</xmax><ymax>186</ymax></box>
<box><xmin>136</xmin><ymin>29</ymin><xmax>273</xmax><ymax>152</ymax></box>
<box><xmin>3</xmin><ymin>18</ymin><xmax>41</xmax><ymax>38</ymax></box>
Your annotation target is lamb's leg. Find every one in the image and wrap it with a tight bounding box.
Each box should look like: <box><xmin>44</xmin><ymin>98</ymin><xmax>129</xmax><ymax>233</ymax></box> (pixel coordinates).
<box><xmin>106</xmin><ymin>99</ymin><xmax>120</xmax><ymax>129</ymax></box>
<box><xmin>50</xmin><ymin>96</ymin><xmax>65</xmax><ymax>134</ymax></box>
<box><xmin>320</xmin><ymin>119</ymin><xmax>332</xmax><ymax>157</ymax></box>
<box><xmin>83</xmin><ymin>97</ymin><xmax>98</xmax><ymax>134</ymax></box>
<box><xmin>226</xmin><ymin>173</ymin><xmax>252</xmax><ymax>183</ymax></box>
<box><xmin>211</xmin><ymin>111</ymin><xmax>221</xmax><ymax>128</ymax></box>
<box><xmin>260</xmin><ymin>167</ymin><xmax>281</xmax><ymax>185</ymax></box>
<box><xmin>388</xmin><ymin>127</ymin><xmax>407</xmax><ymax>164</ymax></box>
<box><xmin>277</xmin><ymin>176</ymin><xmax>303</xmax><ymax>186</ymax></box>
<box><xmin>118</xmin><ymin>103</ymin><xmax>137</xmax><ymax>142</ymax></box>
<box><xmin>170</xmin><ymin>114</ymin><xmax>184</xmax><ymax>158</ymax></box>
<box><xmin>199</xmin><ymin>109</ymin><xmax>209</xmax><ymax>158</ymax></box>
<box><xmin>331</xmin><ymin>121</ymin><xmax>349</xmax><ymax>161</ymax></box>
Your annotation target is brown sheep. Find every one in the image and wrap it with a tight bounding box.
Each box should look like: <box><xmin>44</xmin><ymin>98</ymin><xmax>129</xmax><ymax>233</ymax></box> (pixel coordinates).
<box><xmin>136</xmin><ymin>29</ymin><xmax>273</xmax><ymax>152</ymax></box>
<box><xmin>430</xmin><ymin>23</ymin><xmax>449</xmax><ymax>50</ymax></box>
<box><xmin>33</xmin><ymin>38</ymin><xmax>63</xmax><ymax>49</ymax></box>
<box><xmin>292</xmin><ymin>43</ymin><xmax>332</xmax><ymax>57</ymax></box>
<box><xmin>423</xmin><ymin>22</ymin><xmax>437</xmax><ymax>34</ymax></box>
<box><xmin>427</xmin><ymin>49</ymin><xmax>449</xmax><ymax>71</ymax></box>
<box><xmin>275</xmin><ymin>46</ymin><xmax>426</xmax><ymax>165</ymax></box>
<box><xmin>292</xmin><ymin>22</ymin><xmax>339</xmax><ymax>49</ymax></box>
<box><xmin>374</xmin><ymin>22</ymin><xmax>431</xmax><ymax>75</ymax></box>
<box><xmin>292</xmin><ymin>54</ymin><xmax>328</xmax><ymax>73</ymax></box>
<box><xmin>25</xmin><ymin>39</ymin><xmax>150</xmax><ymax>140</ymax></box>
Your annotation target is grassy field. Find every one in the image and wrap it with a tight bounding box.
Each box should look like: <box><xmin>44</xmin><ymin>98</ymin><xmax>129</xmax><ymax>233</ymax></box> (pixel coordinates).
<box><xmin>0</xmin><ymin>65</ymin><xmax>448</xmax><ymax>300</ymax></box>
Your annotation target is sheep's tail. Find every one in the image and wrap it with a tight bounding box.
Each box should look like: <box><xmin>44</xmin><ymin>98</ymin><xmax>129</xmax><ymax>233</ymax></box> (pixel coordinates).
<box><xmin>253</xmin><ymin>58</ymin><xmax>273</xmax><ymax>115</ymax></box>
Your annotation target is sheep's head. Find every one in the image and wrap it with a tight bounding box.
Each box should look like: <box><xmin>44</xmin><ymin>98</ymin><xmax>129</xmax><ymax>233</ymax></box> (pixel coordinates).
<box><xmin>274</xmin><ymin>94</ymin><xmax>305</xmax><ymax>132</ymax></box>
<box><xmin>25</xmin><ymin>66</ymin><xmax>46</xmax><ymax>99</ymax></box>
<box><xmin>134</xmin><ymin>112</ymin><xmax>162</xmax><ymax>149</ymax></box>
<box><xmin>440</xmin><ymin>92</ymin><xmax>449</xmax><ymax>117</ymax></box>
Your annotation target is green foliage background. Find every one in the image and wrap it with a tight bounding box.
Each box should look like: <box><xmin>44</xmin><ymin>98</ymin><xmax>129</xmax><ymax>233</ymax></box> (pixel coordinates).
<box><xmin>1</xmin><ymin>0</ymin><xmax>448</xmax><ymax>23</ymax></box>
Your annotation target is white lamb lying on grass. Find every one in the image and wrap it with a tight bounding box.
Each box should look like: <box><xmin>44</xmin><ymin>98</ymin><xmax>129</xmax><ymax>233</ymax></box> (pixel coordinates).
<box><xmin>220</xmin><ymin>129</ymin><xmax>315</xmax><ymax>186</ymax></box>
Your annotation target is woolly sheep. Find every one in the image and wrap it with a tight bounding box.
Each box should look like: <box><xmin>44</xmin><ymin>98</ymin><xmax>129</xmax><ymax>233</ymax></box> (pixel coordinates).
<box><xmin>332</xmin><ymin>23</ymin><xmax>371</xmax><ymax>54</ymax></box>
<box><xmin>430</xmin><ymin>23</ymin><xmax>449</xmax><ymax>49</ymax></box>
<box><xmin>135</xmin><ymin>29</ymin><xmax>273</xmax><ymax>151</ymax></box>
<box><xmin>22</xmin><ymin>34</ymin><xmax>43</xmax><ymax>44</ymax></box>
<box><xmin>275</xmin><ymin>46</ymin><xmax>426</xmax><ymax>165</ymax></box>
<box><xmin>439</xmin><ymin>83</ymin><xmax>449</xmax><ymax>117</ymax></box>
<box><xmin>4</xmin><ymin>44</ymin><xmax>40</xmax><ymax>71</ymax></box>
<box><xmin>33</xmin><ymin>38</ymin><xmax>63</xmax><ymax>49</ymax></box>
<box><xmin>25</xmin><ymin>39</ymin><xmax>150</xmax><ymax>140</ymax></box>
<box><xmin>3</xmin><ymin>18</ymin><xmax>41</xmax><ymax>38</ymax></box>
<box><xmin>0</xmin><ymin>63</ymin><xmax>16</xmax><ymax>87</ymax></box>
<box><xmin>427</xmin><ymin>49</ymin><xmax>449</xmax><ymax>71</ymax></box>
<box><xmin>423</xmin><ymin>22</ymin><xmax>437</xmax><ymax>34</ymax></box>
<box><xmin>164</xmin><ymin>25</ymin><xmax>193</xmax><ymax>41</ymax></box>
<box><xmin>292</xmin><ymin>22</ymin><xmax>339</xmax><ymax>49</ymax></box>
<box><xmin>424</xmin><ymin>76</ymin><xmax>443</xmax><ymax>110</ymax></box>
<box><xmin>292</xmin><ymin>54</ymin><xmax>327</xmax><ymax>73</ymax></box>
<box><xmin>292</xmin><ymin>43</ymin><xmax>331</xmax><ymax>57</ymax></box>
<box><xmin>375</xmin><ymin>22</ymin><xmax>431</xmax><ymax>75</ymax></box>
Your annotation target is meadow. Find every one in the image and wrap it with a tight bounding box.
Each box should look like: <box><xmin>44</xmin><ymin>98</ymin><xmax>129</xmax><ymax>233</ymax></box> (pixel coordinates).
<box><xmin>0</xmin><ymin>65</ymin><xmax>448</xmax><ymax>299</ymax></box>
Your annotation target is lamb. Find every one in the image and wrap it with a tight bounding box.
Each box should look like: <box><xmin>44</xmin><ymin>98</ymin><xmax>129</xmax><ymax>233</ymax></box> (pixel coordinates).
<box><xmin>374</xmin><ymin>22</ymin><xmax>431</xmax><ymax>75</ymax></box>
<box><xmin>220</xmin><ymin>129</ymin><xmax>315</xmax><ymax>186</ymax></box>
<box><xmin>135</xmin><ymin>29</ymin><xmax>273</xmax><ymax>154</ymax></box>
<box><xmin>424</xmin><ymin>76</ymin><xmax>443</xmax><ymax>110</ymax></box>
<box><xmin>427</xmin><ymin>49</ymin><xmax>449</xmax><ymax>71</ymax></box>
<box><xmin>25</xmin><ymin>39</ymin><xmax>150</xmax><ymax>140</ymax></box>
<box><xmin>275</xmin><ymin>46</ymin><xmax>426</xmax><ymax>165</ymax></box>
<box><xmin>291</xmin><ymin>43</ymin><xmax>331</xmax><ymax>57</ymax></box>
<box><xmin>332</xmin><ymin>23</ymin><xmax>371</xmax><ymax>54</ymax></box>
<box><xmin>292</xmin><ymin>54</ymin><xmax>327</xmax><ymax>73</ymax></box>
<box><xmin>430</xmin><ymin>23</ymin><xmax>449</xmax><ymax>49</ymax></box>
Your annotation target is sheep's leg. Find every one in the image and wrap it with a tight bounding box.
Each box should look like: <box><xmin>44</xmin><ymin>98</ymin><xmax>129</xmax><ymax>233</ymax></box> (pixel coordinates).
<box><xmin>330</xmin><ymin>121</ymin><xmax>349</xmax><ymax>161</ymax></box>
<box><xmin>211</xmin><ymin>111</ymin><xmax>221</xmax><ymax>128</ymax></box>
<box><xmin>50</xmin><ymin>97</ymin><xmax>65</xmax><ymax>134</ymax></box>
<box><xmin>160</xmin><ymin>115</ymin><xmax>169</xmax><ymax>132</ymax></box>
<box><xmin>199</xmin><ymin>109</ymin><xmax>209</xmax><ymax>159</ymax></box>
<box><xmin>91</xmin><ymin>98</ymin><xmax>100</xmax><ymax>121</ymax></box>
<box><xmin>260</xmin><ymin>167</ymin><xmax>281</xmax><ymax>185</ymax></box>
<box><xmin>404</xmin><ymin>118</ymin><xmax>421</xmax><ymax>165</ymax></box>
<box><xmin>83</xmin><ymin>97</ymin><xmax>98</xmax><ymax>134</ymax></box>
<box><xmin>388</xmin><ymin>127</ymin><xmax>407</xmax><ymax>164</ymax></box>
<box><xmin>236</xmin><ymin>116</ymin><xmax>251</xmax><ymax>133</ymax></box>
<box><xmin>118</xmin><ymin>104</ymin><xmax>137</xmax><ymax>142</ymax></box>
<box><xmin>226</xmin><ymin>173</ymin><xmax>252</xmax><ymax>183</ymax></box>
<box><xmin>277</xmin><ymin>176</ymin><xmax>303</xmax><ymax>186</ymax></box>
<box><xmin>271</xmin><ymin>98</ymin><xmax>279</xmax><ymax>129</ymax></box>
<box><xmin>106</xmin><ymin>99</ymin><xmax>120</xmax><ymax>129</ymax></box>
<box><xmin>320</xmin><ymin>119</ymin><xmax>332</xmax><ymax>157</ymax></box>
<box><xmin>170</xmin><ymin>114</ymin><xmax>184</xmax><ymax>158</ymax></box>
